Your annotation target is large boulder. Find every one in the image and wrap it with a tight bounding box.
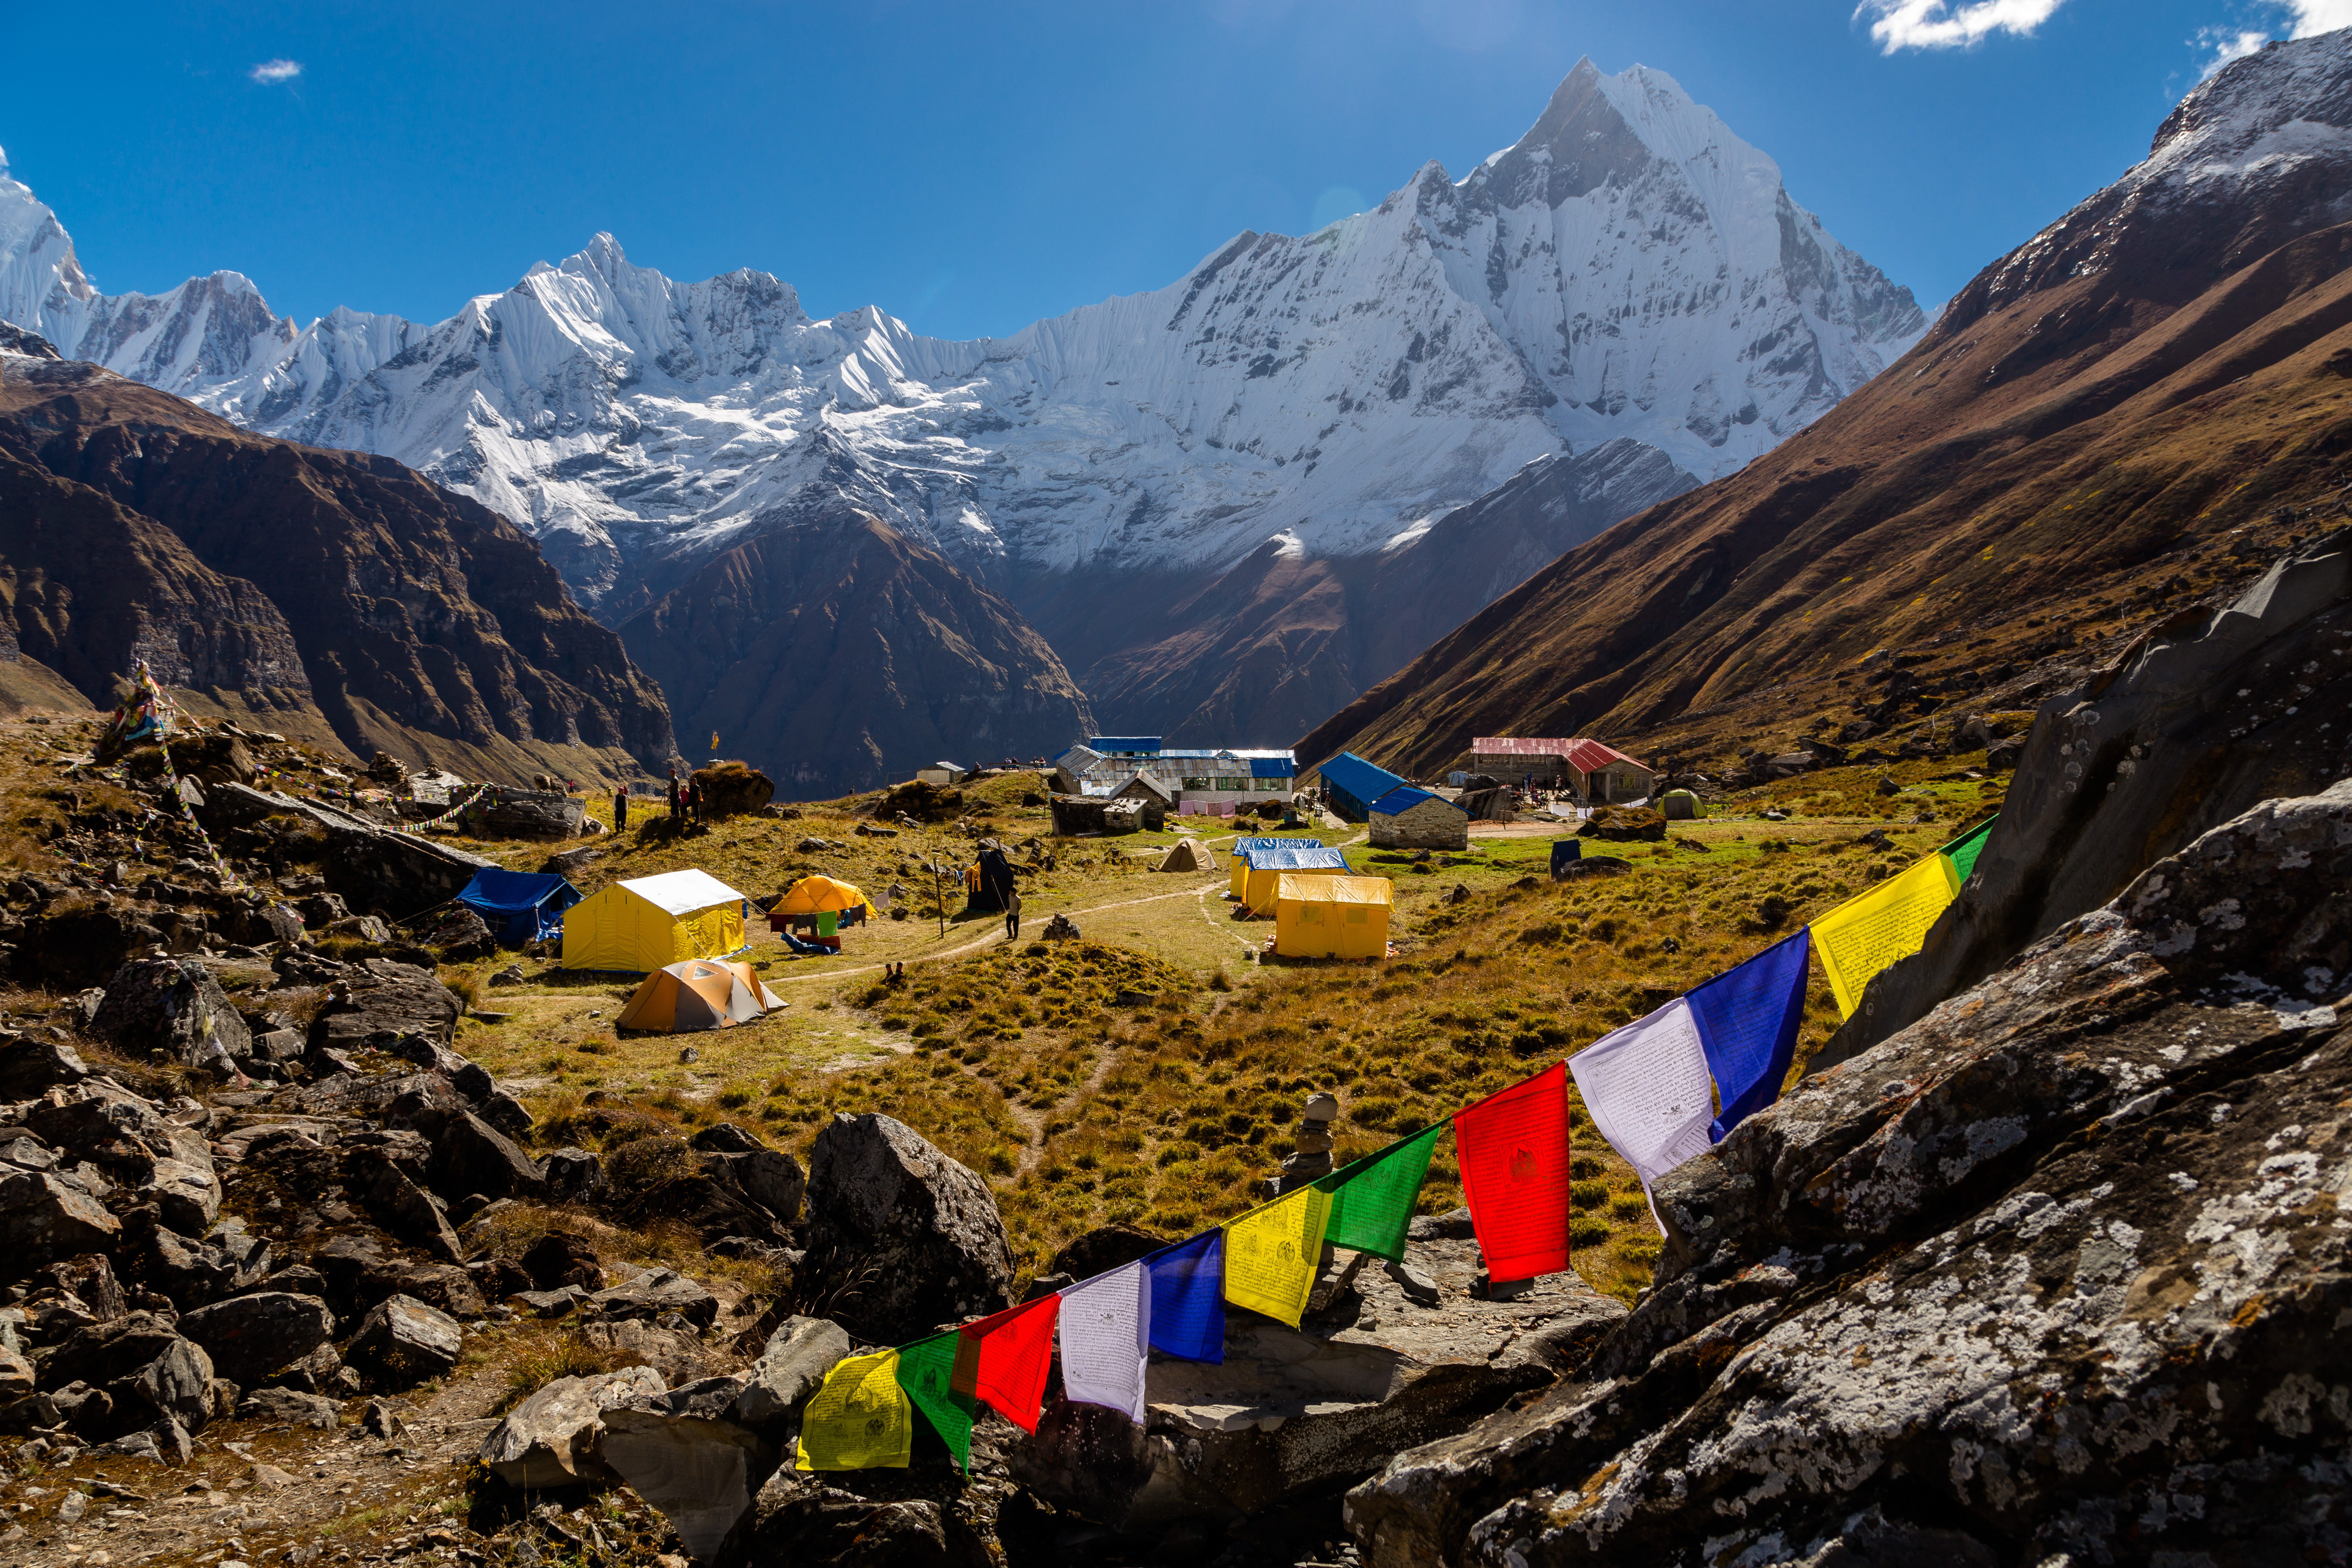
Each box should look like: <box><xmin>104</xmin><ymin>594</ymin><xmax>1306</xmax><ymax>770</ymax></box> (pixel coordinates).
<box><xmin>174</xmin><ymin>1292</ymin><xmax>336</xmax><ymax>1387</ymax></box>
<box><xmin>313</xmin><ymin>958</ymin><xmax>464</xmax><ymax>1051</ymax></box>
<box><xmin>199</xmin><ymin>783</ymin><xmax>495</xmax><ymax>919</ymax></box>
<box><xmin>415</xmin><ymin>1106</ymin><xmax>546</xmax><ymax>1202</ymax></box>
<box><xmin>345</xmin><ymin>1145</ymin><xmax>465</xmax><ymax>1262</ymax></box>
<box><xmin>89</xmin><ymin>958</ymin><xmax>254</xmax><ymax>1078</ymax></box>
<box><xmin>796</xmin><ymin>1113</ymin><xmax>1014</xmax><ymax>1344</ymax></box>
<box><xmin>690</xmin><ymin>764</ymin><xmax>775</xmax><ymax>821</ymax></box>
<box><xmin>0</xmin><ymin>1170</ymin><xmax>120</xmax><ymax>1268</ymax></box>
<box><xmin>478</xmin><ymin>1366</ymin><xmax>666</xmax><ymax>1487</ymax></box>
<box><xmin>599</xmin><ymin>1376</ymin><xmax>770</xmax><ymax>1565</ymax></box>
<box><xmin>1344</xmin><ymin>780</ymin><xmax>2352</xmax><ymax>1567</ymax></box>
<box><xmin>723</xmin><ymin>1468</ymin><xmax>993</xmax><ymax>1568</ymax></box>
<box><xmin>729</xmin><ymin>1316</ymin><xmax>851</xmax><ymax>1433</ymax></box>
<box><xmin>1013</xmin><ymin>1232</ymin><xmax>1623</xmax><ymax>1529</ymax></box>
<box><xmin>478</xmin><ymin>788</ymin><xmax>588</xmax><ymax>840</ymax></box>
<box><xmin>588</xmin><ymin>1268</ymin><xmax>720</xmax><ymax>1329</ymax></box>
<box><xmin>0</xmin><ymin>1033</ymin><xmax>89</xmax><ymax>1098</ymax></box>
<box><xmin>36</xmin><ymin>1312</ymin><xmax>214</xmax><ymax>1439</ymax></box>
<box><xmin>24</xmin><ymin>1081</ymin><xmax>221</xmax><ymax>1234</ymax></box>
<box><xmin>345</xmin><ymin>1294</ymin><xmax>463</xmax><ymax>1387</ymax></box>
<box><xmin>691</xmin><ymin>1123</ymin><xmax>804</xmax><ymax>1222</ymax></box>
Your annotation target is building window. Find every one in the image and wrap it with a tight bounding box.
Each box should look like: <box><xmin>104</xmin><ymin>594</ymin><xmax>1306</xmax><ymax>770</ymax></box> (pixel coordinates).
<box><xmin>1182</xmin><ymin>776</ymin><xmax>1211</xmax><ymax>791</ymax></box>
<box><xmin>1215</xmin><ymin>777</ymin><xmax>1245</xmax><ymax>791</ymax></box>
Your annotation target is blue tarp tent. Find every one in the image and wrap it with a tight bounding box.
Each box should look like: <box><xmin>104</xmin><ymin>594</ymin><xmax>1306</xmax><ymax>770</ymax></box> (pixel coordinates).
<box><xmin>457</xmin><ymin>868</ymin><xmax>583</xmax><ymax>946</ymax></box>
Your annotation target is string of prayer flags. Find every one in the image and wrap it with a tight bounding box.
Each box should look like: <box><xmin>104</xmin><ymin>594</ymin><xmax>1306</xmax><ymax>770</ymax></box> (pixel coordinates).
<box><xmin>1569</xmin><ymin>1000</ymin><xmax>1718</xmax><ymax>1200</ymax></box>
<box><xmin>1811</xmin><ymin>852</ymin><xmax>1961</xmax><ymax>1017</ymax></box>
<box><xmin>1453</xmin><ymin>1063</ymin><xmax>1572</xmax><ymax>1283</ymax></box>
<box><xmin>1144</xmin><ymin>1231</ymin><xmax>1225</xmax><ymax>1363</ymax></box>
<box><xmin>1939</xmin><ymin>814</ymin><xmax>1997</xmax><ymax>884</ymax></box>
<box><xmin>1314</xmin><ymin>1121</ymin><xmax>1443</xmax><ymax>1261</ymax></box>
<box><xmin>894</xmin><ymin>1332</ymin><xmax>975</xmax><ymax>1470</ymax></box>
<box><xmin>796</xmin><ymin>1348</ymin><xmax>913</xmax><ymax>1472</ymax></box>
<box><xmin>1221</xmin><ymin>1182</ymin><xmax>1333</xmax><ymax>1327</ymax></box>
<box><xmin>1687</xmin><ymin>929</ymin><xmax>1812</xmax><ymax>1140</ymax></box>
<box><xmin>1056</xmin><ymin>1261</ymin><xmax>1152</xmax><ymax>1423</ymax></box>
<box><xmin>956</xmin><ymin>1295</ymin><xmax>1060</xmax><ymax>1434</ymax></box>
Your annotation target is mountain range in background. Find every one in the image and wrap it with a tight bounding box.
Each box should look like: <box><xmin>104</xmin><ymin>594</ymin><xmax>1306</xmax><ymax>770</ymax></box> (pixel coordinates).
<box><xmin>0</xmin><ymin>59</ymin><xmax>1922</xmax><ymax>790</ymax></box>
<box><xmin>1302</xmin><ymin>28</ymin><xmax>2352</xmax><ymax>781</ymax></box>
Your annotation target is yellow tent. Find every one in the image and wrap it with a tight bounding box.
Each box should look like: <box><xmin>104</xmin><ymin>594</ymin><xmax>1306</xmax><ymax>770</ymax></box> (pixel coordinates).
<box><xmin>1273</xmin><ymin>874</ymin><xmax>1392</xmax><ymax>960</ymax></box>
<box><xmin>616</xmin><ymin>959</ymin><xmax>781</xmax><ymax>1032</ymax></box>
<box><xmin>772</xmin><ymin>875</ymin><xmax>875</xmax><ymax>921</ymax></box>
<box><xmin>562</xmin><ymin>869</ymin><xmax>747</xmax><ymax>972</ymax></box>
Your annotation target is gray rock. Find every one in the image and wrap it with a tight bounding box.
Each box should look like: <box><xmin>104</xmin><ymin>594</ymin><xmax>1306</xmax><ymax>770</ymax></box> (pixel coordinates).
<box><xmin>345</xmin><ymin>1295</ymin><xmax>463</xmax><ymax>1387</ymax></box>
<box><xmin>521</xmin><ymin>1231</ymin><xmax>604</xmax><ymax>1291</ymax></box>
<box><xmin>579</xmin><ymin>1319</ymin><xmax>713</xmax><ymax>1386</ymax></box>
<box><xmin>314</xmin><ymin>959</ymin><xmax>464</xmax><ymax>1051</ymax></box>
<box><xmin>89</xmin><ymin>959</ymin><xmax>253</xmax><ymax>1077</ymax></box>
<box><xmin>729</xmin><ymin>1316</ymin><xmax>851</xmax><ymax>1432</ymax></box>
<box><xmin>729</xmin><ymin>1467</ymin><xmax>993</xmax><ymax>1568</ymax></box>
<box><xmin>24</xmin><ymin>1082</ymin><xmax>220</xmax><ymax>1234</ymax></box>
<box><xmin>129</xmin><ymin>1223</ymin><xmax>268</xmax><ymax>1309</ymax></box>
<box><xmin>417</xmin><ymin>1107</ymin><xmax>545</xmax><ymax>1202</ymax></box>
<box><xmin>1013</xmin><ymin>1235</ymin><xmax>1623</xmax><ymax>1529</ymax></box>
<box><xmin>514</xmin><ymin>1286</ymin><xmax>587</xmax><ymax>1317</ymax></box>
<box><xmin>175</xmin><ymin>1292</ymin><xmax>336</xmax><ymax>1387</ymax></box>
<box><xmin>198</xmin><ymin>783</ymin><xmax>495</xmax><ymax>920</ymax></box>
<box><xmin>345</xmin><ymin>1147</ymin><xmax>464</xmax><ymax>1262</ymax></box>
<box><xmin>541</xmin><ymin>1146</ymin><xmax>607</xmax><ymax>1204</ymax></box>
<box><xmin>588</xmin><ymin>1268</ymin><xmax>719</xmax><ymax>1328</ymax></box>
<box><xmin>796</xmin><ymin>1113</ymin><xmax>1014</xmax><ymax>1344</ymax></box>
<box><xmin>0</xmin><ymin>1169</ymin><xmax>121</xmax><ymax>1269</ymax></box>
<box><xmin>1345</xmin><ymin>778</ymin><xmax>2352</xmax><ymax>1567</ymax></box>
<box><xmin>38</xmin><ymin>1312</ymin><xmax>214</xmax><ymax>1438</ymax></box>
<box><xmin>0</xmin><ymin>1034</ymin><xmax>88</xmax><ymax>1098</ymax></box>
<box><xmin>478</xmin><ymin>1366</ymin><xmax>666</xmax><ymax>1488</ymax></box>
<box><xmin>242</xmin><ymin>1385</ymin><xmax>342</xmax><ymax>1430</ymax></box>
<box><xmin>598</xmin><ymin>1377</ymin><xmax>768</xmax><ymax>1565</ymax></box>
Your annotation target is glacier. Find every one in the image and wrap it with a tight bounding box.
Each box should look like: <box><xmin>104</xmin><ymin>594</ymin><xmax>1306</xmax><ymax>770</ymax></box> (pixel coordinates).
<box><xmin>0</xmin><ymin>60</ymin><xmax>1927</xmax><ymax>626</ymax></box>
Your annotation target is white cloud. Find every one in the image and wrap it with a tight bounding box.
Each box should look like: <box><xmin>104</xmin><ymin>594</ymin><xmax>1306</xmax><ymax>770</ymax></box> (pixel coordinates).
<box><xmin>2193</xmin><ymin>1</ymin><xmax>2352</xmax><ymax>77</ymax></box>
<box><xmin>247</xmin><ymin>58</ymin><xmax>303</xmax><ymax>85</ymax></box>
<box><xmin>1856</xmin><ymin>0</ymin><xmax>2069</xmax><ymax>52</ymax></box>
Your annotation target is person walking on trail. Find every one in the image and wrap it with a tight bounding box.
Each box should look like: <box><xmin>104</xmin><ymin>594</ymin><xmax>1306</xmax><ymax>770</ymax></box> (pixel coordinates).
<box><xmin>1004</xmin><ymin>888</ymin><xmax>1023</xmax><ymax>941</ymax></box>
<box><xmin>613</xmin><ymin>785</ymin><xmax>628</xmax><ymax>830</ymax></box>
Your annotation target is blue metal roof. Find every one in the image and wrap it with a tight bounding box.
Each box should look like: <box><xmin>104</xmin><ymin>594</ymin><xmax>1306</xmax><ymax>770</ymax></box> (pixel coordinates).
<box><xmin>1250</xmin><ymin>757</ymin><xmax>1296</xmax><ymax>778</ymax></box>
<box><xmin>1089</xmin><ymin>737</ymin><xmax>1161</xmax><ymax>753</ymax></box>
<box><xmin>1241</xmin><ymin>845</ymin><xmax>1351</xmax><ymax>871</ymax></box>
<box><xmin>1371</xmin><ymin>785</ymin><xmax>1463</xmax><ymax>816</ymax></box>
<box><xmin>1317</xmin><ymin>751</ymin><xmax>1407</xmax><ymax>804</ymax></box>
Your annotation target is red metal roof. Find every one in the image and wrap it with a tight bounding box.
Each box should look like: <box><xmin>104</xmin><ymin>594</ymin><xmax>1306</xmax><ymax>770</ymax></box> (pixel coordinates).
<box><xmin>1469</xmin><ymin>737</ymin><xmax>1648</xmax><ymax>772</ymax></box>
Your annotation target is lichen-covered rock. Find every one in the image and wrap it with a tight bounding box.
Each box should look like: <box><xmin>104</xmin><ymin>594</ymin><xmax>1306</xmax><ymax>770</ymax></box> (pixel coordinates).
<box><xmin>479</xmin><ymin>1366</ymin><xmax>665</xmax><ymax>1487</ymax></box>
<box><xmin>729</xmin><ymin>1316</ymin><xmax>851</xmax><ymax>1433</ymax></box>
<box><xmin>1346</xmin><ymin>780</ymin><xmax>2352</xmax><ymax>1566</ymax></box>
<box><xmin>795</xmin><ymin>1113</ymin><xmax>1014</xmax><ymax>1344</ymax></box>
<box><xmin>174</xmin><ymin>1292</ymin><xmax>336</xmax><ymax>1387</ymax></box>
<box><xmin>0</xmin><ymin>1170</ymin><xmax>120</xmax><ymax>1268</ymax></box>
<box><xmin>89</xmin><ymin>958</ymin><xmax>252</xmax><ymax>1077</ymax></box>
<box><xmin>345</xmin><ymin>1294</ymin><xmax>463</xmax><ymax>1387</ymax></box>
<box><xmin>313</xmin><ymin>958</ymin><xmax>463</xmax><ymax>1051</ymax></box>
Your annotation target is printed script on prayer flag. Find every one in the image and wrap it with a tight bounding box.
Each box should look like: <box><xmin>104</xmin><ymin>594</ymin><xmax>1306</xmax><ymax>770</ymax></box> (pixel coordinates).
<box><xmin>1811</xmin><ymin>853</ymin><xmax>1960</xmax><ymax>1017</ymax></box>
<box><xmin>796</xmin><ymin>1348</ymin><xmax>912</xmax><ymax>1471</ymax></box>
<box><xmin>1057</xmin><ymin>1261</ymin><xmax>1152</xmax><ymax>1423</ymax></box>
<box><xmin>1222</xmin><ymin>1183</ymin><xmax>1332</xmax><ymax>1327</ymax></box>
<box><xmin>1686</xmin><ymin>928</ymin><xmax>1810</xmax><ymax>1140</ymax></box>
<box><xmin>1569</xmin><ymin>998</ymin><xmax>1718</xmax><ymax>1191</ymax></box>
<box><xmin>1317</xmin><ymin>1121</ymin><xmax>1443</xmax><ymax>1262</ymax></box>
<box><xmin>1453</xmin><ymin>1062</ymin><xmax>1572</xmax><ymax>1283</ymax></box>
<box><xmin>894</xmin><ymin>1332</ymin><xmax>973</xmax><ymax>1470</ymax></box>
<box><xmin>959</xmin><ymin>1295</ymin><xmax>1060</xmax><ymax>1433</ymax></box>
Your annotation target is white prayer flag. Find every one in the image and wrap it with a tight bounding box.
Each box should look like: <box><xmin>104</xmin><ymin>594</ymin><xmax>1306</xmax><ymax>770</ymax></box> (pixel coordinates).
<box><xmin>1056</xmin><ymin>1261</ymin><xmax>1152</xmax><ymax>1423</ymax></box>
<box><xmin>1569</xmin><ymin>997</ymin><xmax>1718</xmax><ymax>1192</ymax></box>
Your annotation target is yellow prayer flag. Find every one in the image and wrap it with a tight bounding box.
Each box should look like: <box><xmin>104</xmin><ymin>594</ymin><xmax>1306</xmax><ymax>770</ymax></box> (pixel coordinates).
<box><xmin>1221</xmin><ymin>1182</ymin><xmax>1332</xmax><ymax>1327</ymax></box>
<box><xmin>794</xmin><ymin>1349</ymin><xmax>913</xmax><ymax>1472</ymax></box>
<box><xmin>1810</xmin><ymin>854</ymin><xmax>1962</xmax><ymax>1018</ymax></box>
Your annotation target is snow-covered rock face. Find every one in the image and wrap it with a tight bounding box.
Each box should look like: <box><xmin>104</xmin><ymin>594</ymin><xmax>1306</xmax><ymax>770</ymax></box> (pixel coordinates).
<box><xmin>0</xmin><ymin>61</ymin><xmax>1925</xmax><ymax>616</ymax></box>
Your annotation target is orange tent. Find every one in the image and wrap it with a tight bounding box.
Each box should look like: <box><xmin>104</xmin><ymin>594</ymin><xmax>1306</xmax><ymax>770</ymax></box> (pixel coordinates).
<box><xmin>616</xmin><ymin>959</ymin><xmax>783</xmax><ymax>1033</ymax></box>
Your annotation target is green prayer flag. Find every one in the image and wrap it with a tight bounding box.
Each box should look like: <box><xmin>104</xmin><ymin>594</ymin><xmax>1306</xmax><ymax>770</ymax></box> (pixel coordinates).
<box><xmin>1313</xmin><ymin>1121</ymin><xmax>1444</xmax><ymax>1261</ymax></box>
<box><xmin>1939</xmin><ymin>814</ymin><xmax>1997</xmax><ymax>883</ymax></box>
<box><xmin>894</xmin><ymin>1331</ymin><xmax>974</xmax><ymax>1470</ymax></box>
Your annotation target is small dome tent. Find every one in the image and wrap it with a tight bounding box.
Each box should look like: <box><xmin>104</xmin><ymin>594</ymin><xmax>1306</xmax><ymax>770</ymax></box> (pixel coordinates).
<box><xmin>616</xmin><ymin>959</ymin><xmax>782</xmax><ymax>1033</ymax></box>
<box><xmin>562</xmin><ymin>869</ymin><xmax>747</xmax><ymax>972</ymax></box>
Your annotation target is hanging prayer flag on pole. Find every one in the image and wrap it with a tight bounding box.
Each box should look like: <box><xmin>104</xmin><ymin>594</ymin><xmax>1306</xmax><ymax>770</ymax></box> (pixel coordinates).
<box><xmin>1686</xmin><ymin>929</ymin><xmax>1811</xmax><ymax>1140</ymax></box>
<box><xmin>1144</xmin><ymin>1231</ymin><xmax>1225</xmax><ymax>1363</ymax></box>
<box><xmin>1811</xmin><ymin>853</ymin><xmax>1961</xmax><ymax>1017</ymax></box>
<box><xmin>894</xmin><ymin>1332</ymin><xmax>974</xmax><ymax>1470</ymax></box>
<box><xmin>1453</xmin><ymin>1062</ymin><xmax>1573</xmax><ymax>1283</ymax></box>
<box><xmin>956</xmin><ymin>1295</ymin><xmax>1060</xmax><ymax>1434</ymax></box>
<box><xmin>1570</xmin><ymin>999</ymin><xmax>1718</xmax><ymax>1195</ymax></box>
<box><xmin>1222</xmin><ymin>1183</ymin><xmax>1333</xmax><ymax>1327</ymax></box>
<box><xmin>1938</xmin><ymin>814</ymin><xmax>1997</xmax><ymax>883</ymax></box>
<box><xmin>1057</xmin><ymin>1261</ymin><xmax>1152</xmax><ymax>1423</ymax></box>
<box><xmin>1314</xmin><ymin>1121</ymin><xmax>1443</xmax><ymax>1261</ymax></box>
<box><xmin>796</xmin><ymin>1348</ymin><xmax>913</xmax><ymax>1472</ymax></box>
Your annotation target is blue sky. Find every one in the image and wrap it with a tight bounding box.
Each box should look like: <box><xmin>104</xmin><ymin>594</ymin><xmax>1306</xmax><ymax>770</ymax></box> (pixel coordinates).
<box><xmin>4</xmin><ymin>0</ymin><xmax>2340</xmax><ymax>340</ymax></box>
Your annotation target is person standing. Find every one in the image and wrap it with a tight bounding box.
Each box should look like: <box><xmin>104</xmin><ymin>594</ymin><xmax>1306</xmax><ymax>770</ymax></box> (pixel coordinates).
<box><xmin>1004</xmin><ymin>888</ymin><xmax>1023</xmax><ymax>941</ymax></box>
<box><xmin>666</xmin><ymin>767</ymin><xmax>680</xmax><ymax>821</ymax></box>
<box><xmin>613</xmin><ymin>785</ymin><xmax>629</xmax><ymax>830</ymax></box>
<box><xmin>685</xmin><ymin>779</ymin><xmax>701</xmax><ymax>825</ymax></box>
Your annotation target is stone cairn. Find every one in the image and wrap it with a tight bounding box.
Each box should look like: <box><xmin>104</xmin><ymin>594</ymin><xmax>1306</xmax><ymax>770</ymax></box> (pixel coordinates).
<box><xmin>1272</xmin><ymin>1091</ymin><xmax>1339</xmax><ymax>1195</ymax></box>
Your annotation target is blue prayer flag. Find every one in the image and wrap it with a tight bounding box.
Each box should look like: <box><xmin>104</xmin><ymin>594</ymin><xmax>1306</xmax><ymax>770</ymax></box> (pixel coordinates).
<box><xmin>1143</xmin><ymin>1231</ymin><xmax>1224</xmax><ymax>1363</ymax></box>
<box><xmin>1686</xmin><ymin>928</ymin><xmax>1811</xmax><ymax>1141</ymax></box>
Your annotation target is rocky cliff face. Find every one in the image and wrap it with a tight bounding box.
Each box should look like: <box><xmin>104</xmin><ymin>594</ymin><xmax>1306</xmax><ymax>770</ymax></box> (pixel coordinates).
<box><xmin>617</xmin><ymin>514</ymin><xmax>1090</xmax><ymax>797</ymax></box>
<box><xmin>1347</xmin><ymin>775</ymin><xmax>2352</xmax><ymax>1566</ymax></box>
<box><xmin>1299</xmin><ymin>28</ymin><xmax>2352</xmax><ymax>779</ymax></box>
<box><xmin>0</xmin><ymin>351</ymin><xmax>675</xmax><ymax>780</ymax></box>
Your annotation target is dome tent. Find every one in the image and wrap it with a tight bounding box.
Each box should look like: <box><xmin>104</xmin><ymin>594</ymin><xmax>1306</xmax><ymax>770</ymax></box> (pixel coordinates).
<box><xmin>616</xmin><ymin>959</ymin><xmax>783</xmax><ymax>1033</ymax></box>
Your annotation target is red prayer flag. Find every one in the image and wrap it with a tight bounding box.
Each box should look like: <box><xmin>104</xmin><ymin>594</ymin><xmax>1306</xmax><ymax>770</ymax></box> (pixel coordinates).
<box><xmin>1453</xmin><ymin>1061</ymin><xmax>1572</xmax><ymax>1283</ymax></box>
<box><xmin>952</xmin><ymin>1294</ymin><xmax>1060</xmax><ymax>1433</ymax></box>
